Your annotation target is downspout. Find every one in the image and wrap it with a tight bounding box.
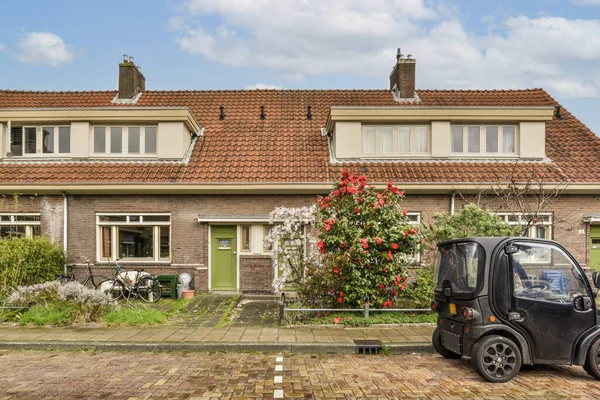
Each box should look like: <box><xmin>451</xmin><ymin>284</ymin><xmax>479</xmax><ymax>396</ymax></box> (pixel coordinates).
<box><xmin>62</xmin><ymin>192</ymin><xmax>68</xmax><ymax>273</ymax></box>
<box><xmin>450</xmin><ymin>191</ymin><xmax>456</xmax><ymax>215</ymax></box>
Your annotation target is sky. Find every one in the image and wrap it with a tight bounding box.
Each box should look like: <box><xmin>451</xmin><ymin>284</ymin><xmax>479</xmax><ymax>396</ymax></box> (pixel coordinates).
<box><xmin>0</xmin><ymin>0</ymin><xmax>599</xmax><ymax>133</ymax></box>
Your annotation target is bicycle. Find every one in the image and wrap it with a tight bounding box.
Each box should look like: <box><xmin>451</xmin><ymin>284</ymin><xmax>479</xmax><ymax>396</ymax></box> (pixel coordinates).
<box><xmin>55</xmin><ymin>257</ymin><xmax>111</xmax><ymax>289</ymax></box>
<box><xmin>103</xmin><ymin>259</ymin><xmax>162</xmax><ymax>303</ymax></box>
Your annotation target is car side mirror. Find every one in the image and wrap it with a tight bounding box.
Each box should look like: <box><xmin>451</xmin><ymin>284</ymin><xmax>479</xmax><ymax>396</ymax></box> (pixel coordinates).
<box><xmin>592</xmin><ymin>272</ymin><xmax>600</xmax><ymax>289</ymax></box>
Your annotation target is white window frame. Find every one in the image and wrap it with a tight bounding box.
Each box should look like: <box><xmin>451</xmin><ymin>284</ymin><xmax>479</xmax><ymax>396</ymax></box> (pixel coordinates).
<box><xmin>362</xmin><ymin>125</ymin><xmax>430</xmax><ymax>157</ymax></box>
<box><xmin>0</xmin><ymin>213</ymin><xmax>41</xmax><ymax>238</ymax></box>
<box><xmin>95</xmin><ymin>213</ymin><xmax>171</xmax><ymax>263</ymax></box>
<box><xmin>496</xmin><ymin>212</ymin><xmax>552</xmax><ymax>239</ymax></box>
<box><xmin>90</xmin><ymin>125</ymin><xmax>158</xmax><ymax>157</ymax></box>
<box><xmin>8</xmin><ymin>125</ymin><xmax>71</xmax><ymax>157</ymax></box>
<box><xmin>450</xmin><ymin>124</ymin><xmax>518</xmax><ymax>156</ymax></box>
<box><xmin>403</xmin><ymin>212</ymin><xmax>421</xmax><ymax>265</ymax></box>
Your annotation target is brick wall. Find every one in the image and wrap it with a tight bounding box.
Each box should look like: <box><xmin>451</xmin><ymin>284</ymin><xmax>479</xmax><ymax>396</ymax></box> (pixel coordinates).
<box><xmin>66</xmin><ymin>194</ymin><xmax>314</xmax><ymax>290</ymax></box>
<box><xmin>239</xmin><ymin>255</ymin><xmax>273</xmax><ymax>293</ymax></box>
<box><xmin>0</xmin><ymin>194</ymin><xmax>64</xmax><ymax>246</ymax></box>
<box><xmin>3</xmin><ymin>191</ymin><xmax>599</xmax><ymax>290</ymax></box>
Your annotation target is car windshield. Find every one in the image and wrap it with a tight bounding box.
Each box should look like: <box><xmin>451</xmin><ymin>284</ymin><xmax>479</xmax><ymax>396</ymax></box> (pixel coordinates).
<box><xmin>434</xmin><ymin>242</ymin><xmax>486</xmax><ymax>294</ymax></box>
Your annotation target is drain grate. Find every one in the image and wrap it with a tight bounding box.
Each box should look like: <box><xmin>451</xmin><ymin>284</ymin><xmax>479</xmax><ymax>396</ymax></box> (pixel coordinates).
<box><xmin>354</xmin><ymin>339</ymin><xmax>383</xmax><ymax>354</ymax></box>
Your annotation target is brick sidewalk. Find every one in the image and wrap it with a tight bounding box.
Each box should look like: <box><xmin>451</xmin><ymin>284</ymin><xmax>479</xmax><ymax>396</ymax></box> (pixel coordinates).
<box><xmin>0</xmin><ymin>324</ymin><xmax>435</xmax><ymax>353</ymax></box>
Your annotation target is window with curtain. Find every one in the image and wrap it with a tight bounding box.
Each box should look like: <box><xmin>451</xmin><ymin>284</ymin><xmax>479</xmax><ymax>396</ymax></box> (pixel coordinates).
<box><xmin>361</xmin><ymin>125</ymin><xmax>429</xmax><ymax>156</ymax></box>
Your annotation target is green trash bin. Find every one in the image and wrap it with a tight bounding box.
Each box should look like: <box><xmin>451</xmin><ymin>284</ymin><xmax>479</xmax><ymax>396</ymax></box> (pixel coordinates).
<box><xmin>156</xmin><ymin>275</ymin><xmax>178</xmax><ymax>299</ymax></box>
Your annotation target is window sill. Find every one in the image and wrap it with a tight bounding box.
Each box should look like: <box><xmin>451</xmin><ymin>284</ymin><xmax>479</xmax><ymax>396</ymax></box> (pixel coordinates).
<box><xmin>96</xmin><ymin>260</ymin><xmax>172</xmax><ymax>265</ymax></box>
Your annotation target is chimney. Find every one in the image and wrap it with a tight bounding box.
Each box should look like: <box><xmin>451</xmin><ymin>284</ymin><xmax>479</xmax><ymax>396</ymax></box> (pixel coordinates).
<box><xmin>118</xmin><ymin>54</ymin><xmax>145</xmax><ymax>100</ymax></box>
<box><xmin>389</xmin><ymin>48</ymin><xmax>416</xmax><ymax>100</ymax></box>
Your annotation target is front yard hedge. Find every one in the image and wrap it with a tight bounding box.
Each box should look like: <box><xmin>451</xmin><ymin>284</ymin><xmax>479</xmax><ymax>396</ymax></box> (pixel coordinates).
<box><xmin>0</xmin><ymin>236</ymin><xmax>66</xmax><ymax>297</ymax></box>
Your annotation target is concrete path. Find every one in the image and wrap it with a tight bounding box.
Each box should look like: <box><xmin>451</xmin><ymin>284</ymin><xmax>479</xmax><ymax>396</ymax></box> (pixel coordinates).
<box><xmin>0</xmin><ymin>324</ymin><xmax>435</xmax><ymax>354</ymax></box>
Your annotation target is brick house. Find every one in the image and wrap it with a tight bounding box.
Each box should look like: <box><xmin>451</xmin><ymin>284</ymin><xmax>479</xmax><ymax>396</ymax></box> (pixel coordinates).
<box><xmin>1</xmin><ymin>53</ymin><xmax>600</xmax><ymax>292</ymax></box>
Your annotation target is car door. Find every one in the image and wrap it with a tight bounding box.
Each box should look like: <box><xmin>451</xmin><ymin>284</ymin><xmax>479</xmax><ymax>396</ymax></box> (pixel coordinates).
<box><xmin>507</xmin><ymin>241</ymin><xmax>595</xmax><ymax>363</ymax></box>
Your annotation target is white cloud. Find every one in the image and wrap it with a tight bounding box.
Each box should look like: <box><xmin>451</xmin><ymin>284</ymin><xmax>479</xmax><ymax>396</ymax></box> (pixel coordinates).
<box><xmin>572</xmin><ymin>0</ymin><xmax>600</xmax><ymax>5</ymax></box>
<box><xmin>172</xmin><ymin>1</ymin><xmax>600</xmax><ymax>98</ymax></box>
<box><xmin>245</xmin><ymin>83</ymin><xmax>284</xmax><ymax>90</ymax></box>
<box><xmin>0</xmin><ymin>42</ymin><xmax>5</xmax><ymax>52</ymax></box>
<box><xmin>18</xmin><ymin>32</ymin><xmax>74</xmax><ymax>67</ymax></box>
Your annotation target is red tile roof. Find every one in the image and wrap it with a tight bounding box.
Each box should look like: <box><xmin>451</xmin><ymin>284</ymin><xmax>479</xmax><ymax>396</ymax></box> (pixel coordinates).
<box><xmin>0</xmin><ymin>88</ymin><xmax>597</xmax><ymax>185</ymax></box>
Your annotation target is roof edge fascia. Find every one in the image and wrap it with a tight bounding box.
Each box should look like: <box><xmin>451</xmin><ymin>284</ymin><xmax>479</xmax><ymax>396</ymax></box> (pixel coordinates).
<box><xmin>0</xmin><ymin>181</ymin><xmax>593</xmax><ymax>195</ymax></box>
<box><xmin>0</xmin><ymin>107</ymin><xmax>202</xmax><ymax>134</ymax></box>
<box><xmin>326</xmin><ymin>106</ymin><xmax>555</xmax><ymax>131</ymax></box>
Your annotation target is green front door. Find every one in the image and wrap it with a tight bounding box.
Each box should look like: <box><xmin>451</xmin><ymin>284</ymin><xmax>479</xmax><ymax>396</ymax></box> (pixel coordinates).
<box><xmin>591</xmin><ymin>226</ymin><xmax>600</xmax><ymax>271</ymax></box>
<box><xmin>211</xmin><ymin>226</ymin><xmax>237</xmax><ymax>290</ymax></box>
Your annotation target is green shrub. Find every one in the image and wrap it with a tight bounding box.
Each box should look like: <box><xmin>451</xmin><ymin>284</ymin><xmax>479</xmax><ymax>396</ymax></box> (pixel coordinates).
<box><xmin>19</xmin><ymin>304</ymin><xmax>76</xmax><ymax>326</ymax></box>
<box><xmin>398</xmin><ymin>266</ymin><xmax>435</xmax><ymax>309</ymax></box>
<box><xmin>0</xmin><ymin>236</ymin><xmax>66</xmax><ymax>297</ymax></box>
<box><xmin>8</xmin><ymin>281</ymin><xmax>114</xmax><ymax>324</ymax></box>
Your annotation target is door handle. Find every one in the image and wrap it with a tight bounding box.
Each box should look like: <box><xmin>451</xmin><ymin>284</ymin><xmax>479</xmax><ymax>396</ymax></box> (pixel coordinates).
<box><xmin>508</xmin><ymin>312</ymin><xmax>523</xmax><ymax>322</ymax></box>
<box><xmin>233</xmin><ymin>251</ymin><xmax>237</xmax><ymax>255</ymax></box>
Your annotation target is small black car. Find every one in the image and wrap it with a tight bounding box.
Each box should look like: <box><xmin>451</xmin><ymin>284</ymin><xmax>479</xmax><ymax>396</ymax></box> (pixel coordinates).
<box><xmin>432</xmin><ymin>237</ymin><xmax>600</xmax><ymax>382</ymax></box>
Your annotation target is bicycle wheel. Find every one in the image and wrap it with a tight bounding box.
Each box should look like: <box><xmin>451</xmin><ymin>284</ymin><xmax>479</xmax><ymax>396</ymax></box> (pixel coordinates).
<box><xmin>102</xmin><ymin>279</ymin><xmax>130</xmax><ymax>301</ymax></box>
<box><xmin>137</xmin><ymin>277</ymin><xmax>162</xmax><ymax>303</ymax></box>
<box><xmin>83</xmin><ymin>275</ymin><xmax>111</xmax><ymax>289</ymax></box>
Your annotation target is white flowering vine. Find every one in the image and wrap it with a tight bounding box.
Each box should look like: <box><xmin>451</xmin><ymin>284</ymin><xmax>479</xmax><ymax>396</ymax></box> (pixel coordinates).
<box><xmin>264</xmin><ymin>205</ymin><xmax>321</xmax><ymax>293</ymax></box>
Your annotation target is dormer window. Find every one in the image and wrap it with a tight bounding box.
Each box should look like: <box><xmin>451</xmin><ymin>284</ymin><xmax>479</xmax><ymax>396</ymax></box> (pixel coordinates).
<box><xmin>9</xmin><ymin>126</ymin><xmax>70</xmax><ymax>157</ymax></box>
<box><xmin>92</xmin><ymin>125</ymin><xmax>157</xmax><ymax>157</ymax></box>
<box><xmin>362</xmin><ymin>125</ymin><xmax>430</xmax><ymax>157</ymax></box>
<box><xmin>451</xmin><ymin>124</ymin><xmax>517</xmax><ymax>155</ymax></box>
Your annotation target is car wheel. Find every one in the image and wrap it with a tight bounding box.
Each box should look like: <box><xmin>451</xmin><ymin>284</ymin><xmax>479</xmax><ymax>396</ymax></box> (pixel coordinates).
<box><xmin>584</xmin><ymin>337</ymin><xmax>600</xmax><ymax>380</ymax></box>
<box><xmin>432</xmin><ymin>327</ymin><xmax>462</xmax><ymax>359</ymax></box>
<box><xmin>471</xmin><ymin>335</ymin><xmax>521</xmax><ymax>383</ymax></box>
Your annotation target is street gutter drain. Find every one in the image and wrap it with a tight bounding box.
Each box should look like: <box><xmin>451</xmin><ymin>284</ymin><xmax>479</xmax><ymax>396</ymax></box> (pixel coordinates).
<box><xmin>354</xmin><ymin>339</ymin><xmax>383</xmax><ymax>354</ymax></box>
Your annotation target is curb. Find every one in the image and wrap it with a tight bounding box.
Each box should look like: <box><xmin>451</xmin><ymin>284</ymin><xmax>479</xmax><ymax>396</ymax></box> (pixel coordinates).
<box><xmin>0</xmin><ymin>341</ymin><xmax>434</xmax><ymax>354</ymax></box>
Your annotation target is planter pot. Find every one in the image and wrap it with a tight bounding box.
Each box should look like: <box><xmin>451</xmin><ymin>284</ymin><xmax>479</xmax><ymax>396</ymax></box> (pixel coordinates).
<box><xmin>182</xmin><ymin>289</ymin><xmax>195</xmax><ymax>299</ymax></box>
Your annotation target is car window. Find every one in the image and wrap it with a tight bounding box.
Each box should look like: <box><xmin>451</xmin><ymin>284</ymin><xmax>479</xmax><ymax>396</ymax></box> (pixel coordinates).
<box><xmin>512</xmin><ymin>242</ymin><xmax>587</xmax><ymax>302</ymax></box>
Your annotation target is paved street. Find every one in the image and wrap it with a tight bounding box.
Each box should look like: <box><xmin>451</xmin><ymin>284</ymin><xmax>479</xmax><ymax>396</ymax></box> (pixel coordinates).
<box><xmin>0</xmin><ymin>350</ymin><xmax>598</xmax><ymax>399</ymax></box>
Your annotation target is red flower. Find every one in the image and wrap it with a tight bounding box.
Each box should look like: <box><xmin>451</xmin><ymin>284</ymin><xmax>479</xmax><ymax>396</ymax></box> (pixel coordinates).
<box><xmin>391</xmin><ymin>290</ymin><xmax>397</xmax><ymax>296</ymax></box>
<box><xmin>378</xmin><ymin>199</ymin><xmax>385</xmax><ymax>206</ymax></box>
<box><xmin>383</xmin><ymin>267</ymin><xmax>387</xmax><ymax>273</ymax></box>
<box><xmin>317</xmin><ymin>197</ymin><xmax>322</xmax><ymax>204</ymax></box>
<box><xmin>340</xmin><ymin>241</ymin><xmax>347</xmax><ymax>248</ymax></box>
<box><xmin>400</xmin><ymin>281</ymin><xmax>408</xmax><ymax>291</ymax></box>
<box><xmin>347</xmin><ymin>186</ymin><xmax>358</xmax><ymax>195</ymax></box>
<box><xmin>317</xmin><ymin>240</ymin><xmax>324</xmax><ymax>248</ymax></box>
<box><xmin>319</xmin><ymin>247</ymin><xmax>325</xmax><ymax>254</ymax></box>
<box><xmin>355</xmin><ymin>207</ymin><xmax>360</xmax><ymax>213</ymax></box>
<box><xmin>387</xmin><ymin>181</ymin><xmax>393</xmax><ymax>187</ymax></box>
<box><xmin>403</xmin><ymin>231</ymin><xmax>409</xmax><ymax>237</ymax></box>
<box><xmin>337</xmin><ymin>297</ymin><xmax>343</xmax><ymax>303</ymax></box>
<box><xmin>347</xmin><ymin>316</ymin><xmax>353</xmax><ymax>321</ymax></box>
<box><xmin>339</xmin><ymin>291</ymin><xmax>343</xmax><ymax>296</ymax></box>
<box><xmin>391</xmin><ymin>243</ymin><xmax>399</xmax><ymax>250</ymax></box>
<box><xmin>398</xmin><ymin>190</ymin><xmax>404</xmax><ymax>196</ymax></box>
<box><xmin>333</xmin><ymin>190</ymin><xmax>339</xmax><ymax>197</ymax></box>
<box><xmin>402</xmin><ymin>209</ymin><xmax>408</xmax><ymax>216</ymax></box>
<box><xmin>420</xmin><ymin>238</ymin><xmax>425</xmax><ymax>244</ymax></box>
<box><xmin>324</xmin><ymin>224</ymin><xmax>331</xmax><ymax>231</ymax></box>
<box><xmin>342</xmin><ymin>179</ymin><xmax>349</xmax><ymax>186</ymax></box>
<box><xmin>324</xmin><ymin>196</ymin><xmax>330</xmax><ymax>202</ymax></box>
<box><xmin>376</xmin><ymin>193</ymin><xmax>381</xmax><ymax>199</ymax></box>
<box><xmin>340</xmin><ymin>187</ymin><xmax>347</xmax><ymax>194</ymax></box>
<box><xmin>382</xmin><ymin>300</ymin><xmax>393</xmax><ymax>308</ymax></box>
<box><xmin>387</xmin><ymin>251</ymin><xmax>393</xmax><ymax>260</ymax></box>
<box><xmin>370</xmin><ymin>203</ymin><xmax>375</xmax><ymax>208</ymax></box>
<box><xmin>378</xmin><ymin>283</ymin><xmax>385</xmax><ymax>289</ymax></box>
<box><xmin>333</xmin><ymin>267</ymin><xmax>339</xmax><ymax>274</ymax></box>
<box><xmin>376</xmin><ymin>237</ymin><xmax>383</xmax><ymax>245</ymax></box>
<box><xmin>411</xmin><ymin>228</ymin><xmax>418</xmax><ymax>234</ymax></box>
<box><xmin>362</xmin><ymin>242</ymin><xmax>369</xmax><ymax>249</ymax></box>
<box><xmin>333</xmin><ymin>316</ymin><xmax>342</xmax><ymax>324</ymax></box>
